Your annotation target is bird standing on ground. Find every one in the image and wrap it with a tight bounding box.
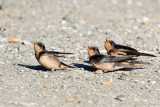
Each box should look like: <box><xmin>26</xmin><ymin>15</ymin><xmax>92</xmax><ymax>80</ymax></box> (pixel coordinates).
<box><xmin>105</xmin><ymin>40</ymin><xmax>156</xmax><ymax>57</ymax></box>
<box><xmin>34</xmin><ymin>42</ymin><xmax>74</xmax><ymax>70</ymax></box>
<box><xmin>88</xmin><ymin>46</ymin><xmax>147</xmax><ymax>72</ymax></box>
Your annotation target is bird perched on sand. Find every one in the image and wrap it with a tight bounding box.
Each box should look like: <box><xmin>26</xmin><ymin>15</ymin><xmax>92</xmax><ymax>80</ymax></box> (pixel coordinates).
<box><xmin>88</xmin><ymin>46</ymin><xmax>147</xmax><ymax>72</ymax></box>
<box><xmin>34</xmin><ymin>42</ymin><xmax>74</xmax><ymax>70</ymax></box>
<box><xmin>105</xmin><ymin>40</ymin><xmax>156</xmax><ymax>57</ymax></box>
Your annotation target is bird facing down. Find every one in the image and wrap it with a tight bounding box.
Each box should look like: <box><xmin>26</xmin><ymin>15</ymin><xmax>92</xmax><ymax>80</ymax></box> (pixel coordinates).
<box><xmin>34</xmin><ymin>42</ymin><xmax>74</xmax><ymax>70</ymax></box>
<box><xmin>88</xmin><ymin>46</ymin><xmax>147</xmax><ymax>72</ymax></box>
<box><xmin>105</xmin><ymin>39</ymin><xmax>156</xmax><ymax>57</ymax></box>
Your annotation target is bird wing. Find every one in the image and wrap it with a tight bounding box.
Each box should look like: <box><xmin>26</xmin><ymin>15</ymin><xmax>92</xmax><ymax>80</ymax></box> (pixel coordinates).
<box><xmin>90</xmin><ymin>55</ymin><xmax>136</xmax><ymax>63</ymax></box>
<box><xmin>110</xmin><ymin>49</ymin><xmax>156</xmax><ymax>57</ymax></box>
<box><xmin>115</xmin><ymin>44</ymin><xmax>137</xmax><ymax>51</ymax></box>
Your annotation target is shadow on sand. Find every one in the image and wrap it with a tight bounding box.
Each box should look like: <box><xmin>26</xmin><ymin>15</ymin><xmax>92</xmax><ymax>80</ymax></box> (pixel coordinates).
<box><xmin>17</xmin><ymin>64</ymin><xmax>48</xmax><ymax>71</ymax></box>
<box><xmin>72</xmin><ymin>63</ymin><xmax>96</xmax><ymax>72</ymax></box>
<box><xmin>102</xmin><ymin>67</ymin><xmax>145</xmax><ymax>73</ymax></box>
<box><xmin>17</xmin><ymin>63</ymin><xmax>144</xmax><ymax>73</ymax></box>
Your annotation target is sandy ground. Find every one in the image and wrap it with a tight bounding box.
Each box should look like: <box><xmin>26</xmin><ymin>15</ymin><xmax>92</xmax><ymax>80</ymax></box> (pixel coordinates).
<box><xmin>0</xmin><ymin>0</ymin><xmax>160</xmax><ymax>106</ymax></box>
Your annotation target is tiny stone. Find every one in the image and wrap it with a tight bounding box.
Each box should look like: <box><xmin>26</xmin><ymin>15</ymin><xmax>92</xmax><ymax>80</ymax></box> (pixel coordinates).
<box><xmin>115</xmin><ymin>95</ymin><xmax>126</xmax><ymax>101</ymax></box>
<box><xmin>95</xmin><ymin>70</ymin><xmax>103</xmax><ymax>74</ymax></box>
<box><xmin>88</xmin><ymin>101</ymin><xmax>92</xmax><ymax>103</ymax></box>
<box><xmin>122</xmin><ymin>72</ymin><xmax>130</xmax><ymax>76</ymax></box>
<box><xmin>151</xmin><ymin>81</ymin><xmax>156</xmax><ymax>84</ymax></box>
<box><xmin>130</xmin><ymin>79</ymin><xmax>139</xmax><ymax>83</ymax></box>
<box><xmin>61</xmin><ymin>20</ymin><xmax>67</xmax><ymax>24</ymax></box>
<box><xmin>118</xmin><ymin>74</ymin><xmax>128</xmax><ymax>80</ymax></box>
<box><xmin>43</xmin><ymin>73</ymin><xmax>48</xmax><ymax>78</ymax></box>
<box><xmin>0</xmin><ymin>62</ymin><xmax>5</xmax><ymax>64</ymax></box>
<box><xmin>143</xmin><ymin>16</ymin><xmax>149</xmax><ymax>22</ymax></box>
<box><xmin>22</xmin><ymin>40</ymin><xmax>32</xmax><ymax>45</ymax></box>
<box><xmin>155</xmin><ymin>69</ymin><xmax>160</xmax><ymax>73</ymax></box>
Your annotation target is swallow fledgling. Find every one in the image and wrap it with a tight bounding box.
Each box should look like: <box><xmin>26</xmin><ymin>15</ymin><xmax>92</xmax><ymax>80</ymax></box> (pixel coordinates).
<box><xmin>88</xmin><ymin>46</ymin><xmax>147</xmax><ymax>72</ymax></box>
<box><xmin>105</xmin><ymin>40</ymin><xmax>156</xmax><ymax>57</ymax></box>
<box><xmin>34</xmin><ymin>42</ymin><xmax>75</xmax><ymax>70</ymax></box>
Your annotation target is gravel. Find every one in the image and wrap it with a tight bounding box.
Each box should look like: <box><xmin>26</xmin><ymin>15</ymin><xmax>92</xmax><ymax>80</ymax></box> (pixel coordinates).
<box><xmin>0</xmin><ymin>0</ymin><xmax>160</xmax><ymax>107</ymax></box>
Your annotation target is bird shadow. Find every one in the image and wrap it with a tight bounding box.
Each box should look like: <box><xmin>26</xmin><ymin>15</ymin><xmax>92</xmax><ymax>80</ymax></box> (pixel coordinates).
<box><xmin>83</xmin><ymin>61</ymin><xmax>90</xmax><ymax>64</ymax></box>
<box><xmin>17</xmin><ymin>63</ymin><xmax>145</xmax><ymax>73</ymax></box>
<box><xmin>72</xmin><ymin>63</ymin><xmax>96</xmax><ymax>72</ymax></box>
<box><xmin>103</xmin><ymin>67</ymin><xmax>145</xmax><ymax>73</ymax></box>
<box><xmin>119</xmin><ymin>67</ymin><xmax>145</xmax><ymax>71</ymax></box>
<box><xmin>17</xmin><ymin>64</ymin><xmax>48</xmax><ymax>71</ymax></box>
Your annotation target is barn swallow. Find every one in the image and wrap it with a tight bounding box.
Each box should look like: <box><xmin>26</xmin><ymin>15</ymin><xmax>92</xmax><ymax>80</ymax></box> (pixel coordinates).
<box><xmin>34</xmin><ymin>42</ymin><xmax>74</xmax><ymax>70</ymax></box>
<box><xmin>88</xmin><ymin>46</ymin><xmax>146</xmax><ymax>72</ymax></box>
<box><xmin>105</xmin><ymin>40</ymin><xmax>156</xmax><ymax>57</ymax></box>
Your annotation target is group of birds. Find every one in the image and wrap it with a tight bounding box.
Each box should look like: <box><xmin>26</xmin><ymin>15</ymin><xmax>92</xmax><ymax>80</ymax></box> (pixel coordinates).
<box><xmin>34</xmin><ymin>39</ymin><xmax>156</xmax><ymax>72</ymax></box>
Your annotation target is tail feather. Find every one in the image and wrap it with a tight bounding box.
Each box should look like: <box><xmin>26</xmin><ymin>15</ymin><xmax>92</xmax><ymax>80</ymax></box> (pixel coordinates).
<box><xmin>138</xmin><ymin>52</ymin><xmax>156</xmax><ymax>57</ymax></box>
<box><xmin>117</xmin><ymin>61</ymin><xmax>149</xmax><ymax>68</ymax></box>
<box><xmin>124</xmin><ymin>51</ymin><xmax>156</xmax><ymax>57</ymax></box>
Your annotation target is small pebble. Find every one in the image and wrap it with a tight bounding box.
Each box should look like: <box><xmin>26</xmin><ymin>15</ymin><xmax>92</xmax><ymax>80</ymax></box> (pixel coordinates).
<box><xmin>118</xmin><ymin>74</ymin><xmax>128</xmax><ymax>80</ymax></box>
<box><xmin>151</xmin><ymin>81</ymin><xmax>156</xmax><ymax>84</ymax></box>
<box><xmin>43</xmin><ymin>73</ymin><xmax>48</xmax><ymax>79</ymax></box>
<box><xmin>122</xmin><ymin>72</ymin><xmax>130</xmax><ymax>76</ymax></box>
<box><xmin>22</xmin><ymin>40</ymin><xmax>32</xmax><ymax>46</ymax></box>
<box><xmin>155</xmin><ymin>69</ymin><xmax>160</xmax><ymax>73</ymax></box>
<box><xmin>115</xmin><ymin>95</ymin><xmax>126</xmax><ymax>101</ymax></box>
